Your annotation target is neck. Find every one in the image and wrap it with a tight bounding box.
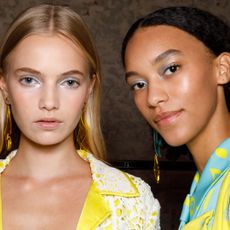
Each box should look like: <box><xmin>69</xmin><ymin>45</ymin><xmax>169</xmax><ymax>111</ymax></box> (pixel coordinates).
<box><xmin>187</xmin><ymin>107</ymin><xmax>230</xmax><ymax>174</ymax></box>
<box><xmin>6</xmin><ymin>134</ymin><xmax>88</xmax><ymax>180</ymax></box>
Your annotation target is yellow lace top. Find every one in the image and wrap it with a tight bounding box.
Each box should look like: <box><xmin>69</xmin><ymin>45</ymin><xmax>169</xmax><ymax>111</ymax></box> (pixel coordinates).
<box><xmin>0</xmin><ymin>150</ymin><xmax>160</xmax><ymax>229</ymax></box>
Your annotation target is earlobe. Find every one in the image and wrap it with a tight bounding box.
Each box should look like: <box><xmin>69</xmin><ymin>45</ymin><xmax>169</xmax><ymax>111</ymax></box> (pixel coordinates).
<box><xmin>216</xmin><ymin>52</ymin><xmax>230</xmax><ymax>85</ymax></box>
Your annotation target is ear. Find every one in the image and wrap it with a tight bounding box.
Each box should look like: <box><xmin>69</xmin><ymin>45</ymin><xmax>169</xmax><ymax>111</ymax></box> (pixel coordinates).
<box><xmin>0</xmin><ymin>71</ymin><xmax>10</xmax><ymax>104</ymax></box>
<box><xmin>88</xmin><ymin>74</ymin><xmax>96</xmax><ymax>94</ymax></box>
<box><xmin>85</xmin><ymin>74</ymin><xmax>96</xmax><ymax>102</ymax></box>
<box><xmin>216</xmin><ymin>52</ymin><xmax>230</xmax><ymax>85</ymax></box>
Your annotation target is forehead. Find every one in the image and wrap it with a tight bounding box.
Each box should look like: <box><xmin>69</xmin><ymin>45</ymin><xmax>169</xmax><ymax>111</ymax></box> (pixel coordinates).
<box><xmin>125</xmin><ymin>25</ymin><xmax>210</xmax><ymax>61</ymax></box>
<box><xmin>10</xmin><ymin>34</ymin><xmax>85</xmax><ymax>58</ymax></box>
<box><xmin>5</xmin><ymin>34</ymin><xmax>90</xmax><ymax>73</ymax></box>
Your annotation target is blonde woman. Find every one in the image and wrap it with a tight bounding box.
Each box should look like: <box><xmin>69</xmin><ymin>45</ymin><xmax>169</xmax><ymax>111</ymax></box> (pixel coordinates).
<box><xmin>0</xmin><ymin>4</ymin><xmax>160</xmax><ymax>230</ymax></box>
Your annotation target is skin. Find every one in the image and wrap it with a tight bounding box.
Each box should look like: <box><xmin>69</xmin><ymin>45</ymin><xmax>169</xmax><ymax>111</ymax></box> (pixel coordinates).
<box><xmin>0</xmin><ymin>34</ymin><xmax>95</xmax><ymax>229</ymax></box>
<box><xmin>124</xmin><ymin>25</ymin><xmax>230</xmax><ymax>173</ymax></box>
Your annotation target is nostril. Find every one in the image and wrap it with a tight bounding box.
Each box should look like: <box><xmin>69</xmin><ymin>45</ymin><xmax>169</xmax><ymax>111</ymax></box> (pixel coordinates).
<box><xmin>147</xmin><ymin>89</ymin><xmax>169</xmax><ymax>107</ymax></box>
<box><xmin>39</xmin><ymin>90</ymin><xmax>59</xmax><ymax>111</ymax></box>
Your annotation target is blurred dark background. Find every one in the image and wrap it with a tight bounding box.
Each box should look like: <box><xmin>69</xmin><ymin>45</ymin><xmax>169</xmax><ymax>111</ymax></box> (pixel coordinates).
<box><xmin>0</xmin><ymin>0</ymin><xmax>229</xmax><ymax>229</ymax></box>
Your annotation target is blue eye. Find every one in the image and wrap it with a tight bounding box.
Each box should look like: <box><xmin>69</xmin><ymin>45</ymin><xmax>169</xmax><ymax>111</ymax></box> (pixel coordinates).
<box><xmin>164</xmin><ymin>64</ymin><xmax>180</xmax><ymax>76</ymax></box>
<box><xmin>20</xmin><ymin>76</ymin><xmax>39</xmax><ymax>86</ymax></box>
<box><xmin>66</xmin><ymin>80</ymin><xmax>77</xmax><ymax>86</ymax></box>
<box><xmin>61</xmin><ymin>78</ymin><xmax>79</xmax><ymax>88</ymax></box>
<box><xmin>130</xmin><ymin>80</ymin><xmax>147</xmax><ymax>91</ymax></box>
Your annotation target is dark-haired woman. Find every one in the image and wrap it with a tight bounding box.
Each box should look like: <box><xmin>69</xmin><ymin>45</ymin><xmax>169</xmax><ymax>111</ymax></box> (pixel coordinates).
<box><xmin>122</xmin><ymin>6</ymin><xmax>230</xmax><ymax>229</ymax></box>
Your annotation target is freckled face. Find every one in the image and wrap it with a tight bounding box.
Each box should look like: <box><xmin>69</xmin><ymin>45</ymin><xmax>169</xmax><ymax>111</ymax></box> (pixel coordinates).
<box><xmin>124</xmin><ymin>25</ymin><xmax>219</xmax><ymax>146</ymax></box>
<box><xmin>4</xmin><ymin>35</ymin><xmax>94</xmax><ymax>146</ymax></box>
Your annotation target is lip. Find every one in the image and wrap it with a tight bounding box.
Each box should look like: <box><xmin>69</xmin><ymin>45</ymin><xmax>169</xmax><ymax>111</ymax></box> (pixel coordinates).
<box><xmin>34</xmin><ymin>118</ymin><xmax>62</xmax><ymax>130</ymax></box>
<box><xmin>154</xmin><ymin>110</ymin><xmax>183</xmax><ymax>127</ymax></box>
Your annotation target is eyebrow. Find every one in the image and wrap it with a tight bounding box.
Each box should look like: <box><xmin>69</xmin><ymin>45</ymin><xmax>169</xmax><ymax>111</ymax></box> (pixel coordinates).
<box><xmin>61</xmin><ymin>70</ymin><xmax>84</xmax><ymax>77</ymax></box>
<box><xmin>15</xmin><ymin>67</ymin><xmax>85</xmax><ymax>77</ymax></box>
<box><xmin>125</xmin><ymin>49</ymin><xmax>182</xmax><ymax>81</ymax></box>
<box><xmin>153</xmin><ymin>49</ymin><xmax>182</xmax><ymax>64</ymax></box>
<box><xmin>15</xmin><ymin>67</ymin><xmax>41</xmax><ymax>75</ymax></box>
<box><xmin>125</xmin><ymin>71</ymin><xmax>139</xmax><ymax>82</ymax></box>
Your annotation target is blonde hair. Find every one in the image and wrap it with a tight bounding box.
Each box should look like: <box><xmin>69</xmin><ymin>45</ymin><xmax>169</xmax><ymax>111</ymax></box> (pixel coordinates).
<box><xmin>0</xmin><ymin>4</ymin><xmax>105</xmax><ymax>159</ymax></box>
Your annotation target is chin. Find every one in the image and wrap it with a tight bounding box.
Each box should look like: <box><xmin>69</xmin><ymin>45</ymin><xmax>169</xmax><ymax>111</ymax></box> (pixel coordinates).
<box><xmin>162</xmin><ymin>136</ymin><xmax>188</xmax><ymax>147</ymax></box>
<box><xmin>31</xmin><ymin>138</ymin><xmax>64</xmax><ymax>147</ymax></box>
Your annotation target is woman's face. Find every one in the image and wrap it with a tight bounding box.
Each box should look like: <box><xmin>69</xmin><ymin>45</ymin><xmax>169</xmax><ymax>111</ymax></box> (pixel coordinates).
<box><xmin>2</xmin><ymin>34</ymin><xmax>94</xmax><ymax>146</ymax></box>
<box><xmin>124</xmin><ymin>25</ymin><xmax>222</xmax><ymax>147</ymax></box>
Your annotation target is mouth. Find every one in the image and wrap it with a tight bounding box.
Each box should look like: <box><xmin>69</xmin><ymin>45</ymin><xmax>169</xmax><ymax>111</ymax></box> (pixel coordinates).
<box><xmin>34</xmin><ymin>119</ymin><xmax>62</xmax><ymax>130</ymax></box>
<box><xmin>154</xmin><ymin>110</ymin><xmax>183</xmax><ymax>127</ymax></box>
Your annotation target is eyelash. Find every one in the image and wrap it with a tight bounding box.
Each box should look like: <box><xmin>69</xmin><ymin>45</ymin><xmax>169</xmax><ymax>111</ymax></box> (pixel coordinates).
<box><xmin>163</xmin><ymin>64</ymin><xmax>180</xmax><ymax>76</ymax></box>
<box><xmin>19</xmin><ymin>76</ymin><xmax>40</xmax><ymax>86</ymax></box>
<box><xmin>130</xmin><ymin>80</ymin><xmax>147</xmax><ymax>91</ymax></box>
<box><xmin>60</xmin><ymin>78</ymin><xmax>80</xmax><ymax>88</ymax></box>
<box><xmin>19</xmin><ymin>76</ymin><xmax>80</xmax><ymax>89</ymax></box>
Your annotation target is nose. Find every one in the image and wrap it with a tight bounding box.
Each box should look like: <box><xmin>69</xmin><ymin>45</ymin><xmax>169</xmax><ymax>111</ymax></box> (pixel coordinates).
<box><xmin>147</xmin><ymin>82</ymin><xmax>169</xmax><ymax>107</ymax></box>
<box><xmin>39</xmin><ymin>85</ymin><xmax>59</xmax><ymax>111</ymax></box>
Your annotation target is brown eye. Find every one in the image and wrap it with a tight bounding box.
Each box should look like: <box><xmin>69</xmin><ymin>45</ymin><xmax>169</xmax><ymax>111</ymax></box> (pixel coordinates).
<box><xmin>164</xmin><ymin>64</ymin><xmax>180</xmax><ymax>76</ymax></box>
<box><xmin>130</xmin><ymin>80</ymin><xmax>147</xmax><ymax>91</ymax></box>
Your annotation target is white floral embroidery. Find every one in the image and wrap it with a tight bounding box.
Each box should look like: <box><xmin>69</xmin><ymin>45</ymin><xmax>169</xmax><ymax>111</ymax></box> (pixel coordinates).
<box><xmin>85</xmin><ymin>152</ymin><xmax>161</xmax><ymax>229</ymax></box>
<box><xmin>87</xmin><ymin>153</ymin><xmax>138</xmax><ymax>194</ymax></box>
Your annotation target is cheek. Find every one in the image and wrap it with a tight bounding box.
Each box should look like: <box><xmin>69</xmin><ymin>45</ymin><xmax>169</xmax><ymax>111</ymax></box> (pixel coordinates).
<box><xmin>10</xmin><ymin>97</ymin><xmax>32</xmax><ymax>126</ymax></box>
<box><xmin>134</xmin><ymin>92</ymin><xmax>150</xmax><ymax>120</ymax></box>
<box><xmin>61</xmin><ymin>90</ymin><xmax>87</xmax><ymax>114</ymax></box>
<box><xmin>173</xmin><ymin>68</ymin><xmax>217</xmax><ymax>104</ymax></box>
<box><xmin>9</xmin><ymin>88</ymin><xmax>34</xmax><ymax>109</ymax></box>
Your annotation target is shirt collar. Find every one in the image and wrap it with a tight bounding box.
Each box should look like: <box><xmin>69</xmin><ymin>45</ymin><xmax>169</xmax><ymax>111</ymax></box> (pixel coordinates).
<box><xmin>76</xmin><ymin>149</ymin><xmax>140</xmax><ymax>229</ymax></box>
<box><xmin>0</xmin><ymin>149</ymin><xmax>140</xmax><ymax>197</ymax></box>
<box><xmin>179</xmin><ymin>137</ymin><xmax>230</xmax><ymax>225</ymax></box>
<box><xmin>0</xmin><ymin>150</ymin><xmax>17</xmax><ymax>173</ymax></box>
<box><xmin>78</xmin><ymin>149</ymin><xmax>140</xmax><ymax>197</ymax></box>
<box><xmin>192</xmin><ymin>137</ymin><xmax>230</xmax><ymax>201</ymax></box>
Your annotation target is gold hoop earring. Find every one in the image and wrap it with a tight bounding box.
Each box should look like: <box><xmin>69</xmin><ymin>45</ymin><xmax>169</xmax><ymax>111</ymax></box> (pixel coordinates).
<box><xmin>4</xmin><ymin>105</ymin><xmax>12</xmax><ymax>152</ymax></box>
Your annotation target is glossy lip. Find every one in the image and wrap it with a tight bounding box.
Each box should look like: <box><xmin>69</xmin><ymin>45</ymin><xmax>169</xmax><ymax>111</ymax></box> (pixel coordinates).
<box><xmin>34</xmin><ymin>118</ymin><xmax>63</xmax><ymax>130</ymax></box>
<box><xmin>154</xmin><ymin>110</ymin><xmax>183</xmax><ymax>127</ymax></box>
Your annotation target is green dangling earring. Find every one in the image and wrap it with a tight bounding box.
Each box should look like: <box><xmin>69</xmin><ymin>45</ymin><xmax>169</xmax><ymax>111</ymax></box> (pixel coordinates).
<box><xmin>153</xmin><ymin>130</ymin><xmax>162</xmax><ymax>183</ymax></box>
